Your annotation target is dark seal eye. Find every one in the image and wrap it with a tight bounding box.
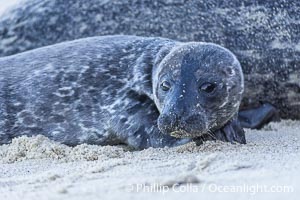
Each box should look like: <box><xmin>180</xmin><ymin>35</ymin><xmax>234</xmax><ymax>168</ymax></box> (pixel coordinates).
<box><xmin>160</xmin><ymin>81</ymin><xmax>171</xmax><ymax>91</ymax></box>
<box><xmin>199</xmin><ymin>82</ymin><xmax>217</xmax><ymax>93</ymax></box>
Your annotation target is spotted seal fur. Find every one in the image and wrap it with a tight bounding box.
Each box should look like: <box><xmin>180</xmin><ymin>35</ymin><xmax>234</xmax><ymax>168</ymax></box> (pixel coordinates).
<box><xmin>0</xmin><ymin>35</ymin><xmax>245</xmax><ymax>149</ymax></box>
<box><xmin>1</xmin><ymin>0</ymin><xmax>299</xmax><ymax>124</ymax></box>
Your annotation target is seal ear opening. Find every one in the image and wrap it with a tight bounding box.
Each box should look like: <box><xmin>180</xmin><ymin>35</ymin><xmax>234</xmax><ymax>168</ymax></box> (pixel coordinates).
<box><xmin>132</xmin><ymin>59</ymin><xmax>154</xmax><ymax>100</ymax></box>
<box><xmin>222</xmin><ymin>66</ymin><xmax>235</xmax><ymax>77</ymax></box>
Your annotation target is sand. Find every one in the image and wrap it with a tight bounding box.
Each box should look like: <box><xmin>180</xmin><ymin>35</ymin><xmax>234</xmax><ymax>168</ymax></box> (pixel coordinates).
<box><xmin>0</xmin><ymin>120</ymin><xmax>299</xmax><ymax>200</ymax></box>
<box><xmin>0</xmin><ymin>0</ymin><xmax>20</xmax><ymax>16</ymax></box>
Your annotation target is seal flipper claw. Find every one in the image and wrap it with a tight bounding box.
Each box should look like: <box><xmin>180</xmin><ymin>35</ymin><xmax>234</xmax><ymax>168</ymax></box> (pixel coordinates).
<box><xmin>213</xmin><ymin>118</ymin><xmax>246</xmax><ymax>144</ymax></box>
<box><xmin>193</xmin><ymin>117</ymin><xmax>246</xmax><ymax>145</ymax></box>
<box><xmin>238</xmin><ymin>103</ymin><xmax>279</xmax><ymax>129</ymax></box>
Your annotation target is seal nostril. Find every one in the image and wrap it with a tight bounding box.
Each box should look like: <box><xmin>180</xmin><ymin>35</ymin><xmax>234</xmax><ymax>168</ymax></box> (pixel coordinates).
<box><xmin>158</xmin><ymin>114</ymin><xmax>178</xmax><ymax>129</ymax></box>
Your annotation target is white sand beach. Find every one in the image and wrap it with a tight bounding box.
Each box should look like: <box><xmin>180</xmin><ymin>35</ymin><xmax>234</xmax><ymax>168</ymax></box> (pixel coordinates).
<box><xmin>0</xmin><ymin>120</ymin><xmax>299</xmax><ymax>200</ymax></box>
<box><xmin>0</xmin><ymin>0</ymin><xmax>19</xmax><ymax>16</ymax></box>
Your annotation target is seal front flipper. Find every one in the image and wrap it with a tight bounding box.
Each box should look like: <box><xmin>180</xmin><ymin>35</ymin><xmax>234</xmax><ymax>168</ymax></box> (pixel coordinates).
<box><xmin>193</xmin><ymin>116</ymin><xmax>246</xmax><ymax>145</ymax></box>
<box><xmin>213</xmin><ymin>117</ymin><xmax>246</xmax><ymax>144</ymax></box>
<box><xmin>238</xmin><ymin>103</ymin><xmax>279</xmax><ymax>129</ymax></box>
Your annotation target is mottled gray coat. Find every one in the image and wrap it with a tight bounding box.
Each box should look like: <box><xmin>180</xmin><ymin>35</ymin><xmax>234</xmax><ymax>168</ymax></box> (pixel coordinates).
<box><xmin>0</xmin><ymin>0</ymin><xmax>299</xmax><ymax>119</ymax></box>
<box><xmin>0</xmin><ymin>36</ymin><xmax>244</xmax><ymax>148</ymax></box>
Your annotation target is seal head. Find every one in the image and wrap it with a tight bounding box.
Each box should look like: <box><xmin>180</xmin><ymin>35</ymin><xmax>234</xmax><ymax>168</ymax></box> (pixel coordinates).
<box><xmin>153</xmin><ymin>42</ymin><xmax>244</xmax><ymax>138</ymax></box>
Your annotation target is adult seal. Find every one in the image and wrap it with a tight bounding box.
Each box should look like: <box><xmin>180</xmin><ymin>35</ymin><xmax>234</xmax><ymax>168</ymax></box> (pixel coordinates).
<box><xmin>0</xmin><ymin>35</ymin><xmax>245</xmax><ymax>149</ymax></box>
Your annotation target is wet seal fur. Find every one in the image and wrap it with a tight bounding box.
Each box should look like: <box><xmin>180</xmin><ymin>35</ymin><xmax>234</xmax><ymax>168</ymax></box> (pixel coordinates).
<box><xmin>0</xmin><ymin>35</ymin><xmax>245</xmax><ymax>149</ymax></box>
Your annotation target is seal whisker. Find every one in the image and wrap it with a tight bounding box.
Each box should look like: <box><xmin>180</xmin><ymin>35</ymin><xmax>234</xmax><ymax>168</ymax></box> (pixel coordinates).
<box><xmin>207</xmin><ymin>130</ymin><xmax>217</xmax><ymax>140</ymax></box>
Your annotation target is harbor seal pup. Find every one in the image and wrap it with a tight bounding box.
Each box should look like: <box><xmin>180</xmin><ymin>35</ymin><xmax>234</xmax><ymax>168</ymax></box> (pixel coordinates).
<box><xmin>0</xmin><ymin>35</ymin><xmax>245</xmax><ymax>148</ymax></box>
<box><xmin>0</xmin><ymin>0</ymin><xmax>299</xmax><ymax>125</ymax></box>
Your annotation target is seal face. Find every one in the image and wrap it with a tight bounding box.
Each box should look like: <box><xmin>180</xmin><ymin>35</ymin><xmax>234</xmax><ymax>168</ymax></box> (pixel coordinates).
<box><xmin>153</xmin><ymin>43</ymin><xmax>244</xmax><ymax>138</ymax></box>
<box><xmin>0</xmin><ymin>35</ymin><xmax>244</xmax><ymax>148</ymax></box>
